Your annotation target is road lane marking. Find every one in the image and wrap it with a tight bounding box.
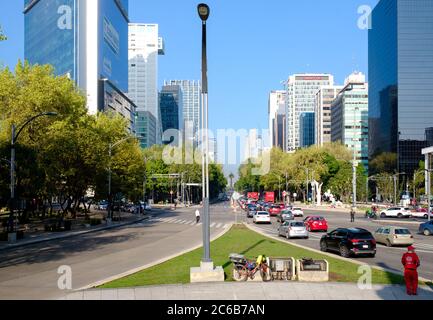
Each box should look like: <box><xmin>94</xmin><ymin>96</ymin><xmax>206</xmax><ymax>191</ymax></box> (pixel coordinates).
<box><xmin>216</xmin><ymin>223</ymin><xmax>223</xmax><ymax>229</ymax></box>
<box><xmin>210</xmin><ymin>223</ymin><xmax>216</xmax><ymax>228</ymax></box>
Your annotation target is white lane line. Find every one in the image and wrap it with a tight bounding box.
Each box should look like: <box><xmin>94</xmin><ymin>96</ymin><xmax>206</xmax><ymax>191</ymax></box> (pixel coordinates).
<box><xmin>166</xmin><ymin>218</ymin><xmax>177</xmax><ymax>223</ymax></box>
<box><xmin>210</xmin><ymin>223</ymin><xmax>216</xmax><ymax>228</ymax></box>
<box><xmin>172</xmin><ymin>219</ymin><xmax>182</xmax><ymax>224</ymax></box>
<box><xmin>188</xmin><ymin>221</ymin><xmax>196</xmax><ymax>226</ymax></box>
<box><xmin>224</xmin><ymin>224</ymin><xmax>230</xmax><ymax>229</ymax></box>
<box><xmin>216</xmin><ymin>223</ymin><xmax>223</xmax><ymax>229</ymax></box>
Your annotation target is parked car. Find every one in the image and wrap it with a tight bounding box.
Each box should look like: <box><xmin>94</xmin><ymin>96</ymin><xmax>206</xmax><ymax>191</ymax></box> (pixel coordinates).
<box><xmin>278</xmin><ymin>203</ymin><xmax>286</xmax><ymax>209</ymax></box>
<box><xmin>374</xmin><ymin>226</ymin><xmax>414</xmax><ymax>247</ymax></box>
<box><xmin>380</xmin><ymin>207</ymin><xmax>412</xmax><ymax>219</ymax></box>
<box><xmin>278</xmin><ymin>221</ymin><xmax>309</xmax><ymax>239</ymax></box>
<box><xmin>277</xmin><ymin>209</ymin><xmax>294</xmax><ymax>223</ymax></box>
<box><xmin>304</xmin><ymin>216</ymin><xmax>328</xmax><ymax>232</ymax></box>
<box><xmin>320</xmin><ymin>228</ymin><xmax>377</xmax><ymax>258</ymax></box>
<box><xmin>253</xmin><ymin>211</ymin><xmax>271</xmax><ymax>224</ymax></box>
<box><xmin>97</xmin><ymin>201</ymin><xmax>108</xmax><ymax>211</ymax></box>
<box><xmin>419</xmin><ymin>221</ymin><xmax>433</xmax><ymax>236</ymax></box>
<box><xmin>268</xmin><ymin>205</ymin><xmax>282</xmax><ymax>217</ymax></box>
<box><xmin>291</xmin><ymin>207</ymin><xmax>304</xmax><ymax>217</ymax></box>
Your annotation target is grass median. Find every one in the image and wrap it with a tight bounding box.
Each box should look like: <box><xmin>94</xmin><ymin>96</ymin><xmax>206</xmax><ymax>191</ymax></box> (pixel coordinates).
<box><xmin>101</xmin><ymin>224</ymin><xmax>407</xmax><ymax>289</ymax></box>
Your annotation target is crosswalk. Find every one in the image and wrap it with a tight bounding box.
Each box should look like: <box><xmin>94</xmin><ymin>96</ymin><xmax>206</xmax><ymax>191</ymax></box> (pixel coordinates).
<box><xmin>145</xmin><ymin>217</ymin><xmax>231</xmax><ymax>229</ymax></box>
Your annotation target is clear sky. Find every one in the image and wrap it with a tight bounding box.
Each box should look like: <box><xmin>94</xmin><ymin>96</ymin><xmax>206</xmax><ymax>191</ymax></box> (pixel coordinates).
<box><xmin>0</xmin><ymin>0</ymin><xmax>378</xmax><ymax>135</ymax></box>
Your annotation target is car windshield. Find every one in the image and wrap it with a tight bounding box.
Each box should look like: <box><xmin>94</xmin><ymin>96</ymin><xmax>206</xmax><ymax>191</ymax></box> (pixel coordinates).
<box><xmin>312</xmin><ymin>217</ymin><xmax>324</xmax><ymax>221</ymax></box>
<box><xmin>258</xmin><ymin>212</ymin><xmax>269</xmax><ymax>216</ymax></box>
<box><xmin>395</xmin><ymin>229</ymin><xmax>411</xmax><ymax>235</ymax></box>
<box><xmin>291</xmin><ymin>222</ymin><xmax>305</xmax><ymax>227</ymax></box>
<box><xmin>349</xmin><ymin>232</ymin><xmax>372</xmax><ymax>240</ymax></box>
<box><xmin>294</xmin><ymin>208</ymin><xmax>302</xmax><ymax>211</ymax></box>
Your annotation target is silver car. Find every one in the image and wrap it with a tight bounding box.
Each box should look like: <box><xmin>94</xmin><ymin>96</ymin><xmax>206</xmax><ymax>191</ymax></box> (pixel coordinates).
<box><xmin>278</xmin><ymin>221</ymin><xmax>309</xmax><ymax>239</ymax></box>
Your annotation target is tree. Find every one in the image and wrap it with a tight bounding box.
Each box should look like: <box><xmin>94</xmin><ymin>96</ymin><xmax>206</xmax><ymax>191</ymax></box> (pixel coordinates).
<box><xmin>0</xmin><ymin>25</ymin><xmax>6</xmax><ymax>41</ymax></box>
<box><xmin>229</xmin><ymin>173</ymin><xmax>235</xmax><ymax>189</ymax></box>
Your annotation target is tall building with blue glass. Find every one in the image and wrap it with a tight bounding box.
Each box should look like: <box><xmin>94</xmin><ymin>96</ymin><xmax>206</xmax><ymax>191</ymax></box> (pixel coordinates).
<box><xmin>24</xmin><ymin>0</ymin><xmax>136</xmax><ymax>130</ymax></box>
<box><xmin>299</xmin><ymin>112</ymin><xmax>315</xmax><ymax>148</ymax></box>
<box><xmin>369</xmin><ymin>0</ymin><xmax>433</xmax><ymax>175</ymax></box>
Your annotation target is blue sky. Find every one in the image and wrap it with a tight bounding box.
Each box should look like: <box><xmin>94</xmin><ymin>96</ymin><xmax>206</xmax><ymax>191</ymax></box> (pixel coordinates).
<box><xmin>1</xmin><ymin>0</ymin><xmax>378</xmax><ymax>135</ymax></box>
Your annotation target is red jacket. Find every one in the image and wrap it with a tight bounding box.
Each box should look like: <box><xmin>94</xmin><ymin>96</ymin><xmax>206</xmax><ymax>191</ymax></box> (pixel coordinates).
<box><xmin>402</xmin><ymin>252</ymin><xmax>420</xmax><ymax>270</ymax></box>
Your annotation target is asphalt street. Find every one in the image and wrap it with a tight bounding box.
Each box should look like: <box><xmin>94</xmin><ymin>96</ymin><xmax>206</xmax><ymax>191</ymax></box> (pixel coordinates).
<box><xmin>247</xmin><ymin>208</ymin><xmax>433</xmax><ymax>280</ymax></box>
<box><xmin>0</xmin><ymin>204</ymin><xmax>235</xmax><ymax>300</ymax></box>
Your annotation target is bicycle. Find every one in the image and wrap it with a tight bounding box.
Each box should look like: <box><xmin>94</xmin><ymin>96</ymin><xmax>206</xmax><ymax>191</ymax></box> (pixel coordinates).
<box><xmin>230</xmin><ymin>254</ymin><xmax>271</xmax><ymax>282</ymax></box>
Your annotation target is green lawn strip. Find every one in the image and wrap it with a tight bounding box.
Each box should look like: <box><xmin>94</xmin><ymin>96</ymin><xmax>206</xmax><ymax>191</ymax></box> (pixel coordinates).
<box><xmin>101</xmin><ymin>224</ymin><xmax>406</xmax><ymax>289</ymax></box>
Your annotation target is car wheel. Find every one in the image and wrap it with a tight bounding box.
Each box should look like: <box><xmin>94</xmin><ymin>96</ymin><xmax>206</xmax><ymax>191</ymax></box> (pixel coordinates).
<box><xmin>397</xmin><ymin>213</ymin><xmax>403</xmax><ymax>219</ymax></box>
<box><xmin>286</xmin><ymin>232</ymin><xmax>290</xmax><ymax>240</ymax></box>
<box><xmin>381</xmin><ymin>213</ymin><xmax>386</xmax><ymax>219</ymax></box>
<box><xmin>424</xmin><ymin>229</ymin><xmax>431</xmax><ymax>236</ymax></box>
<box><xmin>386</xmin><ymin>239</ymin><xmax>392</xmax><ymax>247</ymax></box>
<box><xmin>320</xmin><ymin>241</ymin><xmax>328</xmax><ymax>252</ymax></box>
<box><xmin>424</xmin><ymin>214</ymin><xmax>428</xmax><ymax>219</ymax></box>
<box><xmin>340</xmin><ymin>245</ymin><xmax>350</xmax><ymax>258</ymax></box>
<box><xmin>369</xmin><ymin>254</ymin><xmax>376</xmax><ymax>258</ymax></box>
<box><xmin>307</xmin><ymin>226</ymin><xmax>311</xmax><ymax>232</ymax></box>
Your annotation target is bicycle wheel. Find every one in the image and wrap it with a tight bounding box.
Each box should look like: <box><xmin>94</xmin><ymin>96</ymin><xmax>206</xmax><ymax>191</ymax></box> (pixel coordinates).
<box><xmin>233</xmin><ymin>268</ymin><xmax>248</xmax><ymax>282</ymax></box>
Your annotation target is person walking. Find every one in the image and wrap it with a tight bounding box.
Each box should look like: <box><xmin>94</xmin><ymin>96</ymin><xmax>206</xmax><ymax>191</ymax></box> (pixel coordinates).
<box><xmin>195</xmin><ymin>209</ymin><xmax>201</xmax><ymax>224</ymax></box>
<box><xmin>402</xmin><ymin>246</ymin><xmax>420</xmax><ymax>295</ymax></box>
<box><xmin>350</xmin><ymin>207</ymin><xmax>356</xmax><ymax>223</ymax></box>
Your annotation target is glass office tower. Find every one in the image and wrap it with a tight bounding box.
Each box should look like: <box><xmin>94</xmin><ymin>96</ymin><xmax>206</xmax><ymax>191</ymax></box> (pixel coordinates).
<box><xmin>24</xmin><ymin>0</ymin><xmax>136</xmax><ymax>130</ymax></box>
<box><xmin>299</xmin><ymin>113</ymin><xmax>315</xmax><ymax>148</ymax></box>
<box><xmin>369</xmin><ymin>0</ymin><xmax>433</xmax><ymax>175</ymax></box>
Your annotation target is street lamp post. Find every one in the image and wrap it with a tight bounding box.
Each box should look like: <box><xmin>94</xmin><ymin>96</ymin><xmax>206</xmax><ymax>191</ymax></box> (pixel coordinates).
<box><xmin>108</xmin><ymin>137</ymin><xmax>135</xmax><ymax>222</ymax></box>
<box><xmin>9</xmin><ymin>112</ymin><xmax>57</xmax><ymax>241</ymax></box>
<box><xmin>198</xmin><ymin>3</ymin><xmax>211</xmax><ymax>264</ymax></box>
<box><xmin>425</xmin><ymin>169</ymin><xmax>432</xmax><ymax>222</ymax></box>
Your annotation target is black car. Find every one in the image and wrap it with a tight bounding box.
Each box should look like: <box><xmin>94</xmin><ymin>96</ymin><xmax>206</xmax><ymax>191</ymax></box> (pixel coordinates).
<box><xmin>320</xmin><ymin>228</ymin><xmax>376</xmax><ymax>258</ymax></box>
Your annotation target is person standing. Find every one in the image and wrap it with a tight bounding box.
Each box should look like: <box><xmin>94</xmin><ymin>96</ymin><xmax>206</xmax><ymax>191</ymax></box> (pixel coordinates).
<box><xmin>350</xmin><ymin>207</ymin><xmax>356</xmax><ymax>223</ymax></box>
<box><xmin>195</xmin><ymin>209</ymin><xmax>201</xmax><ymax>224</ymax></box>
<box><xmin>402</xmin><ymin>246</ymin><xmax>421</xmax><ymax>295</ymax></box>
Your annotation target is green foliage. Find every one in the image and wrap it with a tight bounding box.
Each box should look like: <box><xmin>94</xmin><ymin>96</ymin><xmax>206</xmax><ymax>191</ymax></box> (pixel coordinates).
<box><xmin>0</xmin><ymin>25</ymin><xmax>6</xmax><ymax>41</ymax></box>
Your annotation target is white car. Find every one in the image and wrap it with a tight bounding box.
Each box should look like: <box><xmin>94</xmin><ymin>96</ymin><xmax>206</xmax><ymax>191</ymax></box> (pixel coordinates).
<box><xmin>380</xmin><ymin>207</ymin><xmax>412</xmax><ymax>219</ymax></box>
<box><xmin>410</xmin><ymin>210</ymin><xmax>433</xmax><ymax>219</ymax></box>
<box><xmin>291</xmin><ymin>208</ymin><xmax>304</xmax><ymax>217</ymax></box>
<box><xmin>253</xmin><ymin>211</ymin><xmax>271</xmax><ymax>224</ymax></box>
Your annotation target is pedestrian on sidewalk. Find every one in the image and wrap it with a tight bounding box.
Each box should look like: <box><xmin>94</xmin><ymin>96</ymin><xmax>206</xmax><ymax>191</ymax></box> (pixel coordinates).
<box><xmin>402</xmin><ymin>246</ymin><xmax>420</xmax><ymax>295</ymax></box>
<box><xmin>195</xmin><ymin>209</ymin><xmax>201</xmax><ymax>224</ymax></box>
<box><xmin>350</xmin><ymin>207</ymin><xmax>356</xmax><ymax>223</ymax></box>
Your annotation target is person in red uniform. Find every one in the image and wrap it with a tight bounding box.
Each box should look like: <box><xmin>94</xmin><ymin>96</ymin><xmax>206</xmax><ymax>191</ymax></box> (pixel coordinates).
<box><xmin>401</xmin><ymin>246</ymin><xmax>420</xmax><ymax>295</ymax></box>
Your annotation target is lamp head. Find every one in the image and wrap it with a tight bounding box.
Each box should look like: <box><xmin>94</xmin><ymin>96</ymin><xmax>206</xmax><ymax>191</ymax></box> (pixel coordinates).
<box><xmin>198</xmin><ymin>3</ymin><xmax>210</xmax><ymax>21</ymax></box>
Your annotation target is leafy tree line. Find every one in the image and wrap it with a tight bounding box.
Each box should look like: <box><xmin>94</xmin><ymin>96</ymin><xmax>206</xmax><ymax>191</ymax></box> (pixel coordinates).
<box><xmin>0</xmin><ymin>25</ymin><xmax>6</xmax><ymax>41</ymax></box>
<box><xmin>235</xmin><ymin>143</ymin><xmax>368</xmax><ymax>204</ymax></box>
<box><xmin>0</xmin><ymin>62</ymin><xmax>227</xmax><ymax>222</ymax></box>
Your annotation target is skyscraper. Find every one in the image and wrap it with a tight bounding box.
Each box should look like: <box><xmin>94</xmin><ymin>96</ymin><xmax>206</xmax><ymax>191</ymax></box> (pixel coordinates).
<box><xmin>159</xmin><ymin>84</ymin><xmax>183</xmax><ymax>144</ymax></box>
<box><xmin>268</xmin><ymin>90</ymin><xmax>286</xmax><ymax>147</ymax></box>
<box><xmin>24</xmin><ymin>0</ymin><xmax>136</xmax><ymax>130</ymax></box>
<box><xmin>369</xmin><ymin>0</ymin><xmax>433</xmax><ymax>175</ymax></box>
<box><xmin>164</xmin><ymin>80</ymin><xmax>201</xmax><ymax>144</ymax></box>
<box><xmin>315</xmin><ymin>85</ymin><xmax>343</xmax><ymax>146</ymax></box>
<box><xmin>331</xmin><ymin>72</ymin><xmax>369</xmax><ymax>170</ymax></box>
<box><xmin>128</xmin><ymin>23</ymin><xmax>165</xmax><ymax>146</ymax></box>
<box><xmin>285</xmin><ymin>74</ymin><xmax>334</xmax><ymax>151</ymax></box>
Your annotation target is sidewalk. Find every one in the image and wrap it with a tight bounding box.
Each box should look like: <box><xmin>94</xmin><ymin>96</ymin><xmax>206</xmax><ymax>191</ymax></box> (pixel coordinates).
<box><xmin>61</xmin><ymin>282</ymin><xmax>433</xmax><ymax>300</ymax></box>
<box><xmin>0</xmin><ymin>213</ymin><xmax>150</xmax><ymax>251</ymax></box>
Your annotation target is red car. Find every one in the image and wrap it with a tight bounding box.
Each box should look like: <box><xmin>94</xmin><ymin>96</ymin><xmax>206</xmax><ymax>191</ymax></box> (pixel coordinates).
<box><xmin>268</xmin><ymin>205</ymin><xmax>282</xmax><ymax>216</ymax></box>
<box><xmin>278</xmin><ymin>203</ymin><xmax>285</xmax><ymax>209</ymax></box>
<box><xmin>304</xmin><ymin>216</ymin><xmax>328</xmax><ymax>232</ymax></box>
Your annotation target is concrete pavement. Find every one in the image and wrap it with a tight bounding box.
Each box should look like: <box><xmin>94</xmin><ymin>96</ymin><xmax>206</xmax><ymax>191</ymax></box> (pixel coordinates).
<box><xmin>61</xmin><ymin>282</ymin><xmax>433</xmax><ymax>300</ymax></box>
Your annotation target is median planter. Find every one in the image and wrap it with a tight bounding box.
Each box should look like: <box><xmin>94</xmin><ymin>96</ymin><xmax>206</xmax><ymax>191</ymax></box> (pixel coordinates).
<box><xmin>296</xmin><ymin>258</ymin><xmax>329</xmax><ymax>282</ymax></box>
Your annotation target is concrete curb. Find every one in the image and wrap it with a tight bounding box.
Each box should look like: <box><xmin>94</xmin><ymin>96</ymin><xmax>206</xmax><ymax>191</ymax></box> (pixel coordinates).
<box><xmin>244</xmin><ymin>223</ymin><xmax>432</xmax><ymax>284</ymax></box>
<box><xmin>0</xmin><ymin>216</ymin><xmax>150</xmax><ymax>252</ymax></box>
<box><xmin>77</xmin><ymin>223</ymin><xmax>235</xmax><ymax>291</ymax></box>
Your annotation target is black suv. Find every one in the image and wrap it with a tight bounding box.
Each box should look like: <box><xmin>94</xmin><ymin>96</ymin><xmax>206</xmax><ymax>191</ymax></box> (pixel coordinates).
<box><xmin>320</xmin><ymin>228</ymin><xmax>376</xmax><ymax>258</ymax></box>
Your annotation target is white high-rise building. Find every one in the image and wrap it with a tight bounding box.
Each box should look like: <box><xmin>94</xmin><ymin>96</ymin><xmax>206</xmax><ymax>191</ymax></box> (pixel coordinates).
<box><xmin>128</xmin><ymin>23</ymin><xmax>165</xmax><ymax>143</ymax></box>
<box><xmin>164</xmin><ymin>80</ymin><xmax>201</xmax><ymax>143</ymax></box>
<box><xmin>268</xmin><ymin>91</ymin><xmax>286</xmax><ymax>147</ymax></box>
<box><xmin>315</xmin><ymin>85</ymin><xmax>343</xmax><ymax>146</ymax></box>
<box><xmin>285</xmin><ymin>74</ymin><xmax>334</xmax><ymax>151</ymax></box>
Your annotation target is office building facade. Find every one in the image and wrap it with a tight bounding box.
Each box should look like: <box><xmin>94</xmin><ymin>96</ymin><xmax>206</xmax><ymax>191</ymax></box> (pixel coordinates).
<box><xmin>128</xmin><ymin>23</ymin><xmax>165</xmax><ymax>146</ymax></box>
<box><xmin>315</xmin><ymin>85</ymin><xmax>343</xmax><ymax>146</ymax></box>
<box><xmin>331</xmin><ymin>73</ymin><xmax>369</xmax><ymax>170</ymax></box>
<box><xmin>268</xmin><ymin>90</ymin><xmax>286</xmax><ymax>148</ymax></box>
<box><xmin>285</xmin><ymin>74</ymin><xmax>334</xmax><ymax>152</ymax></box>
<box><xmin>299</xmin><ymin>112</ymin><xmax>315</xmax><ymax>148</ymax></box>
<box><xmin>369</xmin><ymin>0</ymin><xmax>433</xmax><ymax>175</ymax></box>
<box><xmin>164</xmin><ymin>80</ymin><xmax>201</xmax><ymax>144</ymax></box>
<box><xmin>136</xmin><ymin>110</ymin><xmax>157</xmax><ymax>149</ymax></box>
<box><xmin>159</xmin><ymin>84</ymin><xmax>183</xmax><ymax>144</ymax></box>
<box><xmin>24</xmin><ymin>0</ymin><xmax>136</xmax><ymax>130</ymax></box>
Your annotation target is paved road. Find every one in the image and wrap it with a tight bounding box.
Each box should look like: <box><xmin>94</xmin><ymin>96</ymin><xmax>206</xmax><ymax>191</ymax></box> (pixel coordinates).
<box><xmin>247</xmin><ymin>208</ymin><xmax>433</xmax><ymax>281</ymax></box>
<box><xmin>0</xmin><ymin>204</ymin><xmax>234</xmax><ymax>300</ymax></box>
